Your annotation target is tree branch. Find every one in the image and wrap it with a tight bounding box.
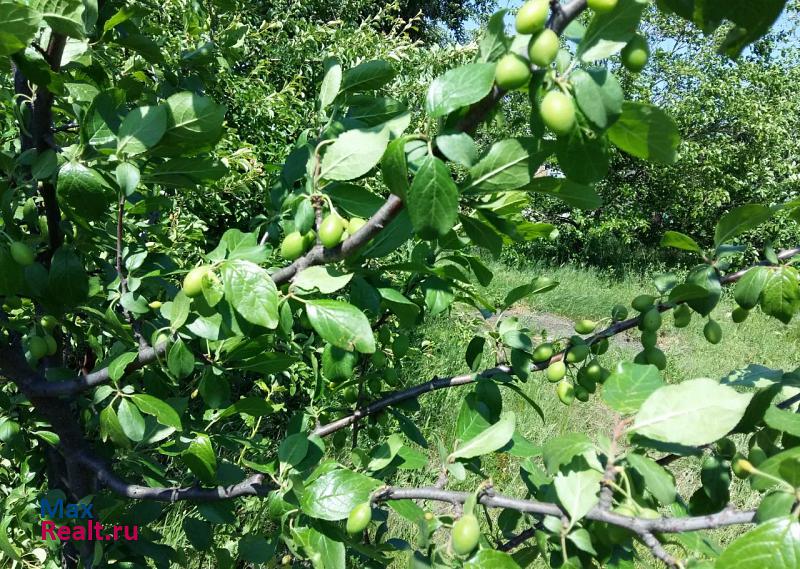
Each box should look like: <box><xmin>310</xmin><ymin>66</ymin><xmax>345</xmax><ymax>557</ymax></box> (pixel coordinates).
<box><xmin>637</xmin><ymin>530</ymin><xmax>681</xmax><ymax>568</ymax></box>
<box><xmin>373</xmin><ymin>486</ymin><xmax>755</xmax><ymax>534</ymax></box>
<box><xmin>314</xmin><ymin>247</ymin><xmax>800</xmax><ymax>436</ymax></box>
<box><xmin>77</xmin><ymin>452</ymin><xmax>272</xmax><ymax>502</ymax></box>
<box><xmin>21</xmin><ymin>341</ymin><xmax>169</xmax><ymax>397</ymax></box>
<box><xmin>271</xmin><ymin>194</ymin><xmax>405</xmax><ymax>286</ymax></box>
<box><xmin>312</xmin><ymin>366</ymin><xmax>512</xmax><ymax>437</ymax></box>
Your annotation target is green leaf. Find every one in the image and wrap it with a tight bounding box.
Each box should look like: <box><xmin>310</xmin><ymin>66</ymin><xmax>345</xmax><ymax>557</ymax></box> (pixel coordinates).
<box><xmin>117</xmin><ymin>105</ymin><xmax>167</xmax><ymax>156</ymax></box>
<box><xmin>238</xmin><ymin>535</ymin><xmax>275</xmax><ymax>563</ymax></box>
<box><xmin>760</xmin><ymin>267</ymin><xmax>800</xmax><ymax>324</ymax></box>
<box><xmin>422</xmin><ymin>277</ymin><xmax>454</xmax><ymax>316</ymax></box>
<box><xmin>341</xmin><ymin>59</ymin><xmax>396</xmax><ymax>92</ymax></box>
<box><xmin>167</xmin><ymin>338</ymin><xmax>195</xmax><ymax>379</ymax></box>
<box><xmin>161</xmin><ymin>92</ymin><xmax>226</xmax><ymax>152</ymax></box>
<box><xmin>764</xmin><ymin>405</ymin><xmax>800</xmax><ymax>437</ymax></box>
<box><xmin>108</xmin><ymin>352</ymin><xmax>138</xmax><ymax>381</ymax></box>
<box><xmin>465</xmin><ymin>336</ymin><xmax>486</xmax><ymax>372</ymax></box>
<box><xmin>378</xmin><ymin>288</ymin><xmax>420</xmax><ymax>328</ymax></box>
<box><xmin>47</xmin><ymin>247</ymin><xmax>88</xmax><ymax>306</ymax></box>
<box><xmin>715</xmin><ymin>517</ymin><xmax>800</xmax><ymax>569</ymax></box>
<box><xmin>208</xmin><ymin>228</ymin><xmax>268</xmax><ymax>264</ymax></box>
<box><xmin>115</xmin><ymin>162</ymin><xmax>140</xmax><ymax>196</ymax></box>
<box><xmin>478</xmin><ymin>9</ymin><xmax>509</xmax><ymax>63</ymax></box>
<box><xmin>0</xmin><ymin>515</ymin><xmax>21</xmax><ymax>560</ymax></box>
<box><xmin>182</xmin><ymin>433</ymin><xmax>217</xmax><ymax>485</ymax></box>
<box><xmin>117</xmin><ymin>399</ymin><xmax>145</xmax><ymax>442</ymax></box>
<box><xmin>570</xmin><ymin>68</ymin><xmax>623</xmax><ymax>130</ymax></box>
<box><xmin>326</xmin><ymin>183</ymin><xmax>384</xmax><ymax>218</ymax></box>
<box><xmin>449</xmin><ymin>412</ymin><xmax>516</xmax><ymax>461</ymax></box>
<box><xmin>460</xmin><ymin>214</ymin><xmax>503</xmax><ymax>258</ymax></box>
<box><xmin>30</xmin><ymin>0</ymin><xmax>85</xmax><ymax>38</ymax></box>
<box><xmin>306</xmin><ymin>300</ymin><xmax>375</xmax><ymax>353</ymax></box>
<box><xmin>278</xmin><ymin>433</ymin><xmax>309</xmax><ymax>468</ymax></box>
<box><xmin>577</xmin><ymin>0</ymin><xmax>647</xmax><ymax>62</ymax></box>
<box><xmin>425</xmin><ymin>63</ymin><xmax>496</xmax><ymax>118</ymax></box>
<box><xmin>32</xmin><ymin>149</ymin><xmax>58</xmax><ymax>180</ymax></box>
<box><xmin>300</xmin><ymin>469</ymin><xmax>380</xmax><ymax>521</ymax></box>
<box><xmin>346</xmin><ymin>95</ymin><xmax>407</xmax><ymax>126</ymax></box>
<box><xmin>735</xmin><ymin>267</ymin><xmax>770</xmax><ymax>310</ymax></box>
<box><xmin>602</xmin><ymin>362</ymin><xmax>664</xmax><ymax>415</ymax></box>
<box><xmin>556</xmin><ymin>132</ymin><xmax>609</xmax><ymax>184</ymax></box>
<box><xmin>751</xmin><ymin>447</ymin><xmax>800</xmax><ymax>491</ymax></box>
<box><xmin>661</xmin><ymin>231</ymin><xmax>702</xmax><ymax>254</ymax></box>
<box><xmin>456</xmin><ymin>393</ymin><xmax>493</xmax><ymax>442</ymax></box>
<box><xmin>217</xmin><ymin>397</ymin><xmax>276</xmax><ymax>420</ymax></box>
<box><xmin>436</xmin><ymin>133</ymin><xmax>478</xmax><ymax>167</ymax></box>
<box><xmin>145</xmin><ymin>157</ymin><xmax>227</xmax><ymax>187</ymax></box>
<box><xmin>221</xmin><ymin>260</ymin><xmax>279</xmax><ymax>329</ymax></box>
<box><xmin>503</xmin><ymin>277</ymin><xmax>559</xmax><ymax>308</ymax></box>
<box><xmin>686</xmin><ymin>264</ymin><xmax>722</xmax><ymax>316</ymax></box>
<box><xmin>292</xmin><ymin>266</ymin><xmax>353</xmax><ymax>294</ymax></box>
<box><xmin>0</xmin><ymin>3</ymin><xmax>41</xmax><ymax>56</ymax></box>
<box><xmin>293</xmin><ymin>527</ymin><xmax>343</xmax><ymax>569</ymax></box>
<box><xmin>522</xmin><ymin>177</ymin><xmax>603</xmax><ymax>210</ymax></box>
<box><xmin>714</xmin><ymin>204</ymin><xmax>773</xmax><ymax>248</ymax></box>
<box><xmin>465</xmin><ymin>138</ymin><xmax>552</xmax><ymax>194</ymax></box>
<box><xmin>625</xmin><ymin>453</ymin><xmax>676</xmax><ymax>505</ymax></box>
<box><xmin>407</xmin><ymin>156</ymin><xmax>458</xmax><ymax>240</ymax></box>
<box><xmin>368</xmin><ymin>433</ymin><xmax>404</xmax><ymax>472</ymax></box>
<box><xmin>99</xmin><ymin>405</ymin><xmax>128</xmax><ymax>447</ymax></box>
<box><xmin>319</xmin><ymin>56</ymin><xmax>342</xmax><ymax>108</ymax></box>
<box><xmin>169</xmin><ymin>292</ymin><xmax>191</xmax><ymax>331</ymax></box>
<box><xmin>182</xmin><ymin>518</ymin><xmax>213</xmax><ymax>551</ymax></box>
<box><xmin>57</xmin><ymin>161</ymin><xmax>113</xmax><ymax>220</ymax></box>
<box><xmin>631</xmin><ymin>378</ymin><xmax>752</xmax><ymax>446</ymax></box>
<box><xmin>465</xmin><ymin>550</ymin><xmax>521</xmax><ymax>569</ymax></box>
<box><xmin>131</xmin><ymin>394</ymin><xmax>182</xmax><ymax>430</ymax></box>
<box><xmin>607</xmin><ymin>102</ymin><xmax>680</xmax><ymax>164</ymax></box>
<box><xmin>320</xmin><ymin>126</ymin><xmax>390</xmax><ymax>181</ymax></box>
<box><xmin>554</xmin><ymin>469</ymin><xmax>603</xmax><ymax>524</ymax></box>
<box><xmin>381</xmin><ymin>136</ymin><xmax>410</xmax><ymax>200</ymax></box>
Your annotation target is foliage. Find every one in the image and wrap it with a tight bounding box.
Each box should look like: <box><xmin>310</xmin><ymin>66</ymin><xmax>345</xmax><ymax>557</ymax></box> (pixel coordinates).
<box><xmin>513</xmin><ymin>6</ymin><xmax>800</xmax><ymax>267</ymax></box>
<box><xmin>0</xmin><ymin>1</ymin><xmax>798</xmax><ymax>568</ymax></box>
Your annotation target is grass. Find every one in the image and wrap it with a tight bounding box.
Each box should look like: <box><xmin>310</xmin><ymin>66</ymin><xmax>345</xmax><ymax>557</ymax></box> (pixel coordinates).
<box><xmin>390</xmin><ymin>259</ymin><xmax>800</xmax><ymax>566</ymax></box>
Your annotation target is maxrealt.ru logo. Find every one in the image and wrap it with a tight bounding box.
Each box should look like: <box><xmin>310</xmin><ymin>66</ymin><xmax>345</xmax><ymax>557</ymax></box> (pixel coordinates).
<box><xmin>40</xmin><ymin>498</ymin><xmax>138</xmax><ymax>542</ymax></box>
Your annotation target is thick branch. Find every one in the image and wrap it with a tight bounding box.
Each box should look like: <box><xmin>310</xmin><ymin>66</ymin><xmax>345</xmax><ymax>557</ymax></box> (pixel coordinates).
<box><xmin>21</xmin><ymin>341</ymin><xmax>169</xmax><ymax>397</ymax></box>
<box><xmin>374</xmin><ymin>487</ymin><xmax>755</xmax><ymax>534</ymax></box>
<box><xmin>549</xmin><ymin>0</ymin><xmax>588</xmax><ymax>35</ymax></box>
<box><xmin>77</xmin><ymin>452</ymin><xmax>272</xmax><ymax>502</ymax></box>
